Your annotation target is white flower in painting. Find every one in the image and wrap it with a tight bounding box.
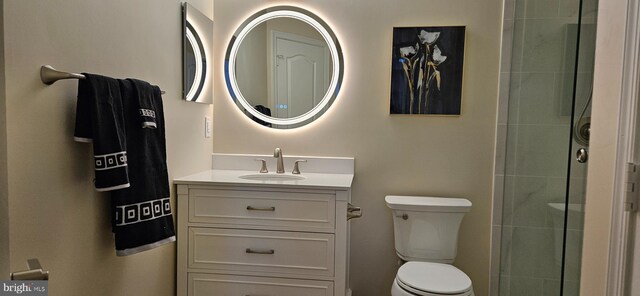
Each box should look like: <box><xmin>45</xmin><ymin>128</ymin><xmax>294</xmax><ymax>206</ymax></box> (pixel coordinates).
<box><xmin>399</xmin><ymin>45</ymin><xmax>417</xmax><ymax>58</ymax></box>
<box><xmin>432</xmin><ymin>45</ymin><xmax>447</xmax><ymax>65</ymax></box>
<box><xmin>418</xmin><ymin>30</ymin><xmax>440</xmax><ymax>45</ymax></box>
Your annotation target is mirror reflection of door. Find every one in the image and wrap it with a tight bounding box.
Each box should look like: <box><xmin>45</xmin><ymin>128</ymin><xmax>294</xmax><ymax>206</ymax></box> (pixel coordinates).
<box><xmin>271</xmin><ymin>31</ymin><xmax>329</xmax><ymax>119</ymax></box>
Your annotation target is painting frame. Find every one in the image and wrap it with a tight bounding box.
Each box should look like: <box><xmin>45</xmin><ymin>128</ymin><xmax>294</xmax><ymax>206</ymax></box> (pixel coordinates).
<box><xmin>389</xmin><ymin>26</ymin><xmax>466</xmax><ymax>116</ymax></box>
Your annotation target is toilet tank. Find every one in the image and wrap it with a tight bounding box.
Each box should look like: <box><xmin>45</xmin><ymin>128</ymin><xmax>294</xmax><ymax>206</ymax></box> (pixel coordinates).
<box><xmin>385</xmin><ymin>195</ymin><xmax>471</xmax><ymax>263</ymax></box>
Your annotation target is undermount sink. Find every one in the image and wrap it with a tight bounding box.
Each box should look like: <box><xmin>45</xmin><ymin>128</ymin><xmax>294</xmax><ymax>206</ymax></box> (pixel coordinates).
<box><xmin>239</xmin><ymin>173</ymin><xmax>307</xmax><ymax>181</ymax></box>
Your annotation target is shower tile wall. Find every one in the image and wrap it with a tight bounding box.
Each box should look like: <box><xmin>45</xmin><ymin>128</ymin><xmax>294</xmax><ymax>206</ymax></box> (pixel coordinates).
<box><xmin>492</xmin><ymin>0</ymin><xmax>596</xmax><ymax>295</ymax></box>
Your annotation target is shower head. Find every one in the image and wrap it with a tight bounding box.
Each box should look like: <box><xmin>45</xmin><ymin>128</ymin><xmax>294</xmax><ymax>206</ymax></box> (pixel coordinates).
<box><xmin>572</xmin><ymin>86</ymin><xmax>592</xmax><ymax>147</ymax></box>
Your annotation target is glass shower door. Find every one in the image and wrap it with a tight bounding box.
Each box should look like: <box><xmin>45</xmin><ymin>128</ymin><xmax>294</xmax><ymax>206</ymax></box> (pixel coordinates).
<box><xmin>498</xmin><ymin>0</ymin><xmax>597</xmax><ymax>295</ymax></box>
<box><xmin>560</xmin><ymin>0</ymin><xmax>597</xmax><ymax>292</ymax></box>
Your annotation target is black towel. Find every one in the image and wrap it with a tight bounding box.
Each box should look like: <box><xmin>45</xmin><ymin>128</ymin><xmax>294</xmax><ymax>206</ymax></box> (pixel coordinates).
<box><xmin>74</xmin><ymin>74</ymin><xmax>130</xmax><ymax>191</ymax></box>
<box><xmin>129</xmin><ymin>78</ymin><xmax>159</xmax><ymax>129</ymax></box>
<box><xmin>110</xmin><ymin>79</ymin><xmax>174</xmax><ymax>256</ymax></box>
<box><xmin>251</xmin><ymin>104</ymin><xmax>272</xmax><ymax>127</ymax></box>
<box><xmin>74</xmin><ymin>74</ymin><xmax>175</xmax><ymax>256</ymax></box>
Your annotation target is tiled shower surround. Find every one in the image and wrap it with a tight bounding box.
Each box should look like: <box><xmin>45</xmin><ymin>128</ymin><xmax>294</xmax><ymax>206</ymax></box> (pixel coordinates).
<box><xmin>492</xmin><ymin>0</ymin><xmax>597</xmax><ymax>295</ymax></box>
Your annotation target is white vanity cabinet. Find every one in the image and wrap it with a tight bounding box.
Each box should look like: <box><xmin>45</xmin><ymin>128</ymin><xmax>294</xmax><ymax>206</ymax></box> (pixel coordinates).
<box><xmin>175</xmin><ymin>163</ymin><xmax>354</xmax><ymax>296</ymax></box>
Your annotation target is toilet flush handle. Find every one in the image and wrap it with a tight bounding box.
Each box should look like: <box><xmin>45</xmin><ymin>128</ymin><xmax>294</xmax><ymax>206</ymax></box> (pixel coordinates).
<box><xmin>347</xmin><ymin>203</ymin><xmax>362</xmax><ymax>220</ymax></box>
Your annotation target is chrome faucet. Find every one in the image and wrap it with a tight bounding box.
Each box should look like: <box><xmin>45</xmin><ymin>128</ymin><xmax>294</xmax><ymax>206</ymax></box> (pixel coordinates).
<box><xmin>274</xmin><ymin>148</ymin><xmax>285</xmax><ymax>173</ymax></box>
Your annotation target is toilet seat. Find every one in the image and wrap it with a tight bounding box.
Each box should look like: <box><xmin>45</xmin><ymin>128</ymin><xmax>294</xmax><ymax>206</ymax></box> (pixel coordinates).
<box><xmin>395</xmin><ymin>262</ymin><xmax>473</xmax><ymax>296</ymax></box>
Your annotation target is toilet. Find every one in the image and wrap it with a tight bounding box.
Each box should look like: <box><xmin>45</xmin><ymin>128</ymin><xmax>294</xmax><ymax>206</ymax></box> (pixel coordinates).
<box><xmin>385</xmin><ymin>195</ymin><xmax>474</xmax><ymax>296</ymax></box>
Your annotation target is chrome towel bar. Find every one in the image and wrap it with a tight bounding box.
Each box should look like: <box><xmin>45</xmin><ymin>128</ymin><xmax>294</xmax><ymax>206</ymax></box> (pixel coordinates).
<box><xmin>40</xmin><ymin>65</ymin><xmax>166</xmax><ymax>94</ymax></box>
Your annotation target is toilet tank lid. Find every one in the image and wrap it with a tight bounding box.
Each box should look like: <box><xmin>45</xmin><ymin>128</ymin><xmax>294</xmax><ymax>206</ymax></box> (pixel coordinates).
<box><xmin>385</xmin><ymin>195</ymin><xmax>472</xmax><ymax>212</ymax></box>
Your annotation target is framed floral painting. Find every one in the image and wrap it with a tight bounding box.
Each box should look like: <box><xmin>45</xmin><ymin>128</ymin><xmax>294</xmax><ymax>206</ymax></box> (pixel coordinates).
<box><xmin>390</xmin><ymin>26</ymin><xmax>466</xmax><ymax>115</ymax></box>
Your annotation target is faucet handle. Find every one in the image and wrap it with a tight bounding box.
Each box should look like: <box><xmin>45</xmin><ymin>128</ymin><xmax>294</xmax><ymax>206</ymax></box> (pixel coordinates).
<box><xmin>292</xmin><ymin>159</ymin><xmax>307</xmax><ymax>174</ymax></box>
<box><xmin>255</xmin><ymin>158</ymin><xmax>268</xmax><ymax>173</ymax></box>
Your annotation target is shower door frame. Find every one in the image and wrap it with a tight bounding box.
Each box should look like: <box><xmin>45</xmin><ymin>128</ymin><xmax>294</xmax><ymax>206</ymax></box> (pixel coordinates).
<box><xmin>609</xmin><ymin>10</ymin><xmax>640</xmax><ymax>293</ymax></box>
<box><xmin>591</xmin><ymin>0</ymin><xmax>640</xmax><ymax>294</ymax></box>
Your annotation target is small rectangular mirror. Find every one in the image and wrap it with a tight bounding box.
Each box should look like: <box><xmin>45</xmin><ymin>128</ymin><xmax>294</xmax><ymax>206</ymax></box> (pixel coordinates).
<box><xmin>182</xmin><ymin>3</ymin><xmax>213</xmax><ymax>104</ymax></box>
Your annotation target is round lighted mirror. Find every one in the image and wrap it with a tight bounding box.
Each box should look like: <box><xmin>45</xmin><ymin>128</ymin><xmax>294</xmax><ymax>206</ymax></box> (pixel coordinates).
<box><xmin>185</xmin><ymin>22</ymin><xmax>206</xmax><ymax>101</ymax></box>
<box><xmin>225</xmin><ymin>6</ymin><xmax>344</xmax><ymax>128</ymax></box>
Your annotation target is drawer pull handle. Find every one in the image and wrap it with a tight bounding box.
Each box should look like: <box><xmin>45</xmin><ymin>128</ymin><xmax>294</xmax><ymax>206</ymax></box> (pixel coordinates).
<box><xmin>246</xmin><ymin>206</ymin><xmax>276</xmax><ymax>211</ymax></box>
<box><xmin>245</xmin><ymin>248</ymin><xmax>275</xmax><ymax>255</ymax></box>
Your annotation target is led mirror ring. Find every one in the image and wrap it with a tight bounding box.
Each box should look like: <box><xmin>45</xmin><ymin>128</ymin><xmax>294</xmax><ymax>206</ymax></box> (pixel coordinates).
<box><xmin>186</xmin><ymin>22</ymin><xmax>207</xmax><ymax>102</ymax></box>
<box><xmin>225</xmin><ymin>6</ymin><xmax>344</xmax><ymax>128</ymax></box>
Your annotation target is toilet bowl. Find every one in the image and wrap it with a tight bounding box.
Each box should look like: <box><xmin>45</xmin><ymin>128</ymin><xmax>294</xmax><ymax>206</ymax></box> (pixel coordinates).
<box><xmin>391</xmin><ymin>262</ymin><xmax>474</xmax><ymax>296</ymax></box>
<box><xmin>385</xmin><ymin>196</ymin><xmax>474</xmax><ymax>296</ymax></box>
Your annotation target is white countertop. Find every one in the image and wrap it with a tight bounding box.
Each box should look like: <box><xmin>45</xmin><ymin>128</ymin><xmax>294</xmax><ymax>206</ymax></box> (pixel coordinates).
<box><xmin>175</xmin><ymin>169</ymin><xmax>354</xmax><ymax>190</ymax></box>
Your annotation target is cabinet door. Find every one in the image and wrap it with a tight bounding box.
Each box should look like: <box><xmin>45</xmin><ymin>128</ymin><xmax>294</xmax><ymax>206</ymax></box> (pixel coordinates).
<box><xmin>189</xmin><ymin>228</ymin><xmax>335</xmax><ymax>277</ymax></box>
<box><xmin>189</xmin><ymin>273</ymin><xmax>334</xmax><ymax>296</ymax></box>
<box><xmin>189</xmin><ymin>189</ymin><xmax>336</xmax><ymax>230</ymax></box>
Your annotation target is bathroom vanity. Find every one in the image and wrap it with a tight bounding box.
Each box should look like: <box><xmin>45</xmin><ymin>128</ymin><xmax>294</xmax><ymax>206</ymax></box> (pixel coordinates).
<box><xmin>175</xmin><ymin>154</ymin><xmax>355</xmax><ymax>296</ymax></box>
<box><xmin>174</xmin><ymin>5</ymin><xmax>355</xmax><ymax>293</ymax></box>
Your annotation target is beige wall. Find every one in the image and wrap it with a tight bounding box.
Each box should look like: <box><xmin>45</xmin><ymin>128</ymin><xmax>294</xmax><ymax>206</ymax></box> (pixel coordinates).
<box><xmin>213</xmin><ymin>1</ymin><xmax>502</xmax><ymax>295</ymax></box>
<box><xmin>236</xmin><ymin>24</ymin><xmax>268</xmax><ymax>106</ymax></box>
<box><xmin>580</xmin><ymin>0</ymin><xmax>627</xmax><ymax>294</ymax></box>
<box><xmin>3</xmin><ymin>0</ymin><xmax>212</xmax><ymax>294</ymax></box>
<box><xmin>266</xmin><ymin>17</ymin><xmax>324</xmax><ymax>40</ymax></box>
<box><xmin>0</xmin><ymin>0</ymin><xmax>8</xmax><ymax>279</ymax></box>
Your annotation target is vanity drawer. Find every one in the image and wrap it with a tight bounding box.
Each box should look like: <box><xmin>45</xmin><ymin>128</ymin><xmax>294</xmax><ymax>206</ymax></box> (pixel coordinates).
<box><xmin>188</xmin><ymin>189</ymin><xmax>336</xmax><ymax>230</ymax></box>
<box><xmin>189</xmin><ymin>228</ymin><xmax>335</xmax><ymax>277</ymax></box>
<box><xmin>189</xmin><ymin>273</ymin><xmax>334</xmax><ymax>296</ymax></box>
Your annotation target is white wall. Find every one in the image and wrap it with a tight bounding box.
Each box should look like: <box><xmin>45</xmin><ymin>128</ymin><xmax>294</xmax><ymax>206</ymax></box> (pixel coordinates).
<box><xmin>3</xmin><ymin>0</ymin><xmax>212</xmax><ymax>294</ymax></box>
<box><xmin>213</xmin><ymin>1</ymin><xmax>503</xmax><ymax>295</ymax></box>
